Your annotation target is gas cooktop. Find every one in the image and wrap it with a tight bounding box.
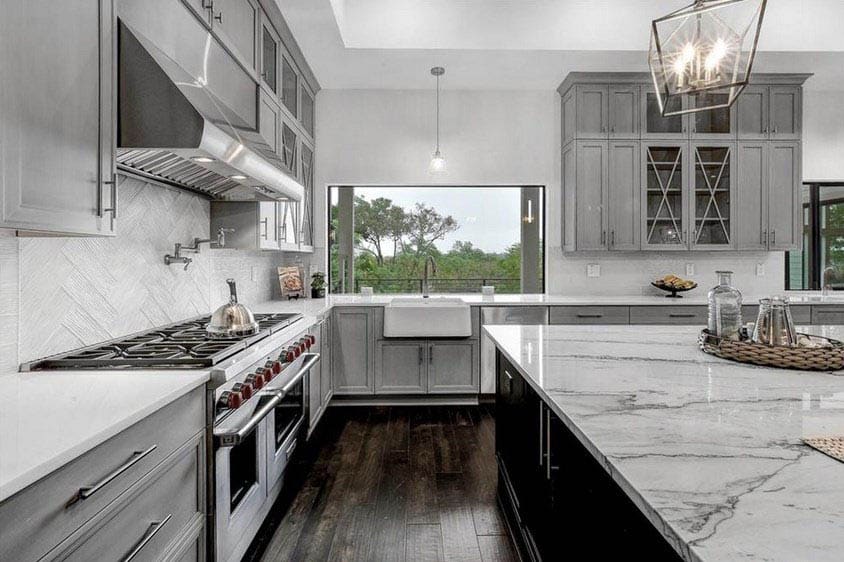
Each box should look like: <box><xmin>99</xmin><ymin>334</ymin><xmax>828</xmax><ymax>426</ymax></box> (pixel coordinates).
<box><xmin>25</xmin><ymin>313</ymin><xmax>303</xmax><ymax>370</ymax></box>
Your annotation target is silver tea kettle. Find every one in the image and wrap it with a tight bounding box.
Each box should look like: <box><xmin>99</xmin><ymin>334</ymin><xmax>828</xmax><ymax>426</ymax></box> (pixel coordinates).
<box><xmin>206</xmin><ymin>279</ymin><xmax>260</xmax><ymax>338</ymax></box>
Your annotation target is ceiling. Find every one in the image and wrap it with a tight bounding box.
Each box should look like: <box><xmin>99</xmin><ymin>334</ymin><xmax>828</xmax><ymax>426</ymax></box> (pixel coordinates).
<box><xmin>278</xmin><ymin>0</ymin><xmax>844</xmax><ymax>91</ymax></box>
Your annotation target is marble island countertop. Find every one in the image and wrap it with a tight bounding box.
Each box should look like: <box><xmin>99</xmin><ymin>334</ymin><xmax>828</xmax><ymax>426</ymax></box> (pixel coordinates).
<box><xmin>0</xmin><ymin>370</ymin><xmax>209</xmax><ymax>502</ymax></box>
<box><xmin>484</xmin><ymin>324</ymin><xmax>844</xmax><ymax>562</ymax></box>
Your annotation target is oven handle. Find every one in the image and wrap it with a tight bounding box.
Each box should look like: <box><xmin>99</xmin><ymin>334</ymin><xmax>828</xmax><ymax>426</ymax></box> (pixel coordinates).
<box><xmin>214</xmin><ymin>393</ymin><xmax>282</xmax><ymax>448</ymax></box>
<box><xmin>281</xmin><ymin>353</ymin><xmax>319</xmax><ymax>394</ymax></box>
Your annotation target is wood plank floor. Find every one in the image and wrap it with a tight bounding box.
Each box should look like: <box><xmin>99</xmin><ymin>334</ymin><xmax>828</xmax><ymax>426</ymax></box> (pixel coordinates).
<box><xmin>244</xmin><ymin>405</ymin><xmax>517</xmax><ymax>562</ymax></box>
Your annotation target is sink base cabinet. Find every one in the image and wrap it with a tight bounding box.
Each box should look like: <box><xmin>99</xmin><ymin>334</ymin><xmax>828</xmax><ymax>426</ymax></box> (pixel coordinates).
<box><xmin>374</xmin><ymin>340</ymin><xmax>479</xmax><ymax>395</ymax></box>
<box><xmin>495</xmin><ymin>352</ymin><xmax>680</xmax><ymax>561</ymax></box>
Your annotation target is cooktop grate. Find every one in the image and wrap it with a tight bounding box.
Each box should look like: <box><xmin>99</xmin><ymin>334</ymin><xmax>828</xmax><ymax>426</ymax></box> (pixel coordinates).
<box><xmin>26</xmin><ymin>313</ymin><xmax>303</xmax><ymax>370</ymax></box>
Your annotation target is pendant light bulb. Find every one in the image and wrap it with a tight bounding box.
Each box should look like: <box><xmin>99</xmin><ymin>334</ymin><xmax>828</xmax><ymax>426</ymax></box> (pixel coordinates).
<box><xmin>429</xmin><ymin>66</ymin><xmax>446</xmax><ymax>174</ymax></box>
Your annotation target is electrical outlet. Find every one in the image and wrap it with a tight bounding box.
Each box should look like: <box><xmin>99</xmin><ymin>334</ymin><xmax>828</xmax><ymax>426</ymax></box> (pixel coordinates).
<box><xmin>251</xmin><ymin>266</ymin><xmax>258</xmax><ymax>282</ymax></box>
<box><xmin>587</xmin><ymin>264</ymin><xmax>601</xmax><ymax>278</ymax></box>
<box><xmin>756</xmin><ymin>263</ymin><xmax>765</xmax><ymax>277</ymax></box>
<box><xmin>685</xmin><ymin>263</ymin><xmax>695</xmax><ymax>277</ymax></box>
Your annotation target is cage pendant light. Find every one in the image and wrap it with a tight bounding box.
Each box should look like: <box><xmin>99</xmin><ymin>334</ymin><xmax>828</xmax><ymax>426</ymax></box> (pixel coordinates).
<box><xmin>428</xmin><ymin>66</ymin><xmax>446</xmax><ymax>174</ymax></box>
<box><xmin>648</xmin><ymin>0</ymin><xmax>767</xmax><ymax>116</ymax></box>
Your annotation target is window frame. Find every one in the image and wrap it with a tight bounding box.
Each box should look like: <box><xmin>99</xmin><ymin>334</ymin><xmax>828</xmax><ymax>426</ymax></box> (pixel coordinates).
<box><xmin>786</xmin><ymin>181</ymin><xmax>844</xmax><ymax>290</ymax></box>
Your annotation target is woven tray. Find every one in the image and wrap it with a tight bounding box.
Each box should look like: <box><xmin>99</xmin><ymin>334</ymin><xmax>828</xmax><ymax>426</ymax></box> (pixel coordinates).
<box><xmin>699</xmin><ymin>330</ymin><xmax>844</xmax><ymax>371</ymax></box>
<box><xmin>802</xmin><ymin>437</ymin><xmax>844</xmax><ymax>463</ymax></box>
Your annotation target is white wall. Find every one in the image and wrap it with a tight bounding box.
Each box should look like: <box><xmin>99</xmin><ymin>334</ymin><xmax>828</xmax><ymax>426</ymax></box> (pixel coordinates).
<box><xmin>803</xmin><ymin>90</ymin><xmax>844</xmax><ymax>181</ymax></box>
<box><xmin>314</xmin><ymin>88</ymin><xmax>794</xmax><ymax>296</ymax></box>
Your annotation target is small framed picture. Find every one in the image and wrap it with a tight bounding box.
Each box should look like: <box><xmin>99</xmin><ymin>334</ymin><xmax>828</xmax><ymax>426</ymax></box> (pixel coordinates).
<box><xmin>278</xmin><ymin>266</ymin><xmax>305</xmax><ymax>299</ymax></box>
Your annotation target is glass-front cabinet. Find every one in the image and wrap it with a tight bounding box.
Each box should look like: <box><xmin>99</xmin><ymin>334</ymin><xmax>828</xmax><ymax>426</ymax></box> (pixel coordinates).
<box><xmin>641</xmin><ymin>91</ymin><xmax>687</xmax><ymax>139</ymax></box>
<box><xmin>642</xmin><ymin>144</ymin><xmax>687</xmax><ymax>249</ymax></box>
<box><xmin>298</xmin><ymin>143</ymin><xmax>314</xmax><ymax>248</ymax></box>
<box><xmin>641</xmin><ymin>90</ymin><xmax>735</xmax><ymax>139</ymax></box>
<box><xmin>690</xmin><ymin>144</ymin><xmax>734</xmax><ymax>249</ymax></box>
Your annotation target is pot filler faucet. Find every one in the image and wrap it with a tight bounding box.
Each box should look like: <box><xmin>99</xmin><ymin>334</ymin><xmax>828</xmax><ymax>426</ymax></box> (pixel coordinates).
<box><xmin>422</xmin><ymin>255</ymin><xmax>437</xmax><ymax>298</ymax></box>
<box><xmin>164</xmin><ymin>227</ymin><xmax>234</xmax><ymax>271</ymax></box>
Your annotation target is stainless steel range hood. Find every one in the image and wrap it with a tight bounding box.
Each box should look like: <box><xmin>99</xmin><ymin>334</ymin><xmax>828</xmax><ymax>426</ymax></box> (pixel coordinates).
<box><xmin>117</xmin><ymin>19</ymin><xmax>303</xmax><ymax>202</ymax></box>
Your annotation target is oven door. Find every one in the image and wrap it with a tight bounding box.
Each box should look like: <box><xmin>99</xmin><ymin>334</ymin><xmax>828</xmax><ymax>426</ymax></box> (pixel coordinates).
<box><xmin>266</xmin><ymin>353</ymin><xmax>318</xmax><ymax>488</ymax></box>
<box><xmin>213</xmin><ymin>396</ymin><xmax>276</xmax><ymax>561</ymax></box>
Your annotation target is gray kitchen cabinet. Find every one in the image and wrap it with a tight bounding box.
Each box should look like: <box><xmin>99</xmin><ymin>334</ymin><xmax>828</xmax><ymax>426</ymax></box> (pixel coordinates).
<box><xmin>260</xmin><ymin>20</ymin><xmax>280</xmax><ymax>94</ymax></box>
<box><xmin>608</xmin><ymin>141</ymin><xmax>641</xmax><ymax>250</ymax></box>
<box><xmin>737</xmin><ymin>85</ymin><xmax>770</xmax><ymax>139</ymax></box>
<box><xmin>811</xmin><ymin>307</ymin><xmax>844</xmax><ymax>325</ymax></box>
<box><xmin>298</xmin><ymin>142</ymin><xmax>315</xmax><ymax>250</ymax></box>
<box><xmin>0</xmin><ymin>388</ymin><xmax>204</xmax><ymax>561</ymax></box>
<box><xmin>281</xmin><ymin>121</ymin><xmax>299</xmax><ymax>177</ymax></box>
<box><xmin>641</xmin><ymin>142</ymin><xmax>689</xmax><ymax>250</ymax></box>
<box><xmin>549</xmin><ymin>306</ymin><xmax>629</xmax><ymax>325</ymax></box>
<box><xmin>629</xmin><ymin>306</ymin><xmax>708</xmax><ymax>325</ymax></box>
<box><xmin>561</xmin><ymin>89</ymin><xmax>576</xmax><ymax>147</ymax></box>
<box><xmin>690</xmin><ymin>93</ymin><xmax>735</xmax><ymax>139</ymax></box>
<box><xmin>308</xmin><ymin>327</ymin><xmax>322</xmax><ymax>427</ymax></box>
<box><xmin>0</xmin><ymin>0</ymin><xmax>116</xmax><ymax>236</ymax></box>
<box><xmin>428</xmin><ymin>341</ymin><xmax>479</xmax><ymax>394</ymax></box>
<box><xmin>561</xmin><ymin>143</ymin><xmax>577</xmax><ymax>251</ymax></box>
<box><xmin>641</xmin><ymin>89</ymin><xmax>688</xmax><ymax>139</ymax></box>
<box><xmin>375</xmin><ymin>341</ymin><xmax>427</xmax><ymax>394</ymax></box>
<box><xmin>770</xmin><ymin>86</ymin><xmax>801</xmax><ymax>140</ymax></box>
<box><xmin>576</xmin><ymin>85</ymin><xmax>609</xmax><ymax>139</ymax></box>
<box><xmin>576</xmin><ymin>141</ymin><xmax>609</xmax><ymax>250</ymax></box>
<box><xmin>736</xmin><ymin>142</ymin><xmax>769</xmax><ymax>250</ymax></box>
<box><xmin>332</xmin><ymin>307</ymin><xmax>376</xmax><ymax>394</ymax></box>
<box><xmin>743</xmin><ymin>304</ymin><xmax>811</xmax><ymax>325</ymax></box>
<box><xmin>767</xmin><ymin>141</ymin><xmax>801</xmax><ymax>251</ymax></box>
<box><xmin>259</xmin><ymin>201</ymin><xmax>279</xmax><ymax>250</ymax></box>
<box><xmin>689</xmin><ymin>143</ymin><xmax>735</xmax><ymax>250</ymax></box>
<box><xmin>281</xmin><ymin>55</ymin><xmax>299</xmax><ymax>118</ymax></box>
<box><xmin>211</xmin><ymin>0</ymin><xmax>258</xmax><ymax>71</ymax></box>
<box><xmin>608</xmin><ymin>85</ymin><xmax>639</xmax><ymax>138</ymax></box>
<box><xmin>184</xmin><ymin>0</ymin><xmax>212</xmax><ymax>23</ymax></box>
<box><xmin>259</xmin><ymin>90</ymin><xmax>280</xmax><ymax>153</ymax></box>
<box><xmin>210</xmin><ymin>201</ymin><xmax>279</xmax><ymax>251</ymax></box>
<box><xmin>301</xmin><ymin>85</ymin><xmax>315</xmax><ymax>138</ymax></box>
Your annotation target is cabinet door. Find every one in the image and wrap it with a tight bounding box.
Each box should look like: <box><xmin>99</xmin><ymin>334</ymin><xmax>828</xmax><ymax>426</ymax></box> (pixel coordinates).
<box><xmin>332</xmin><ymin>308</ymin><xmax>375</xmax><ymax>394</ymax></box>
<box><xmin>737</xmin><ymin>85</ymin><xmax>769</xmax><ymax>139</ymax></box>
<box><xmin>575</xmin><ymin>141</ymin><xmax>609</xmax><ymax>250</ymax></box>
<box><xmin>320</xmin><ymin>317</ymin><xmax>332</xmax><ymax>405</ymax></box>
<box><xmin>428</xmin><ymin>341</ymin><xmax>478</xmax><ymax>393</ymax></box>
<box><xmin>690</xmin><ymin>143</ymin><xmax>734</xmax><ymax>250</ymax></box>
<box><xmin>768</xmin><ymin>141</ymin><xmax>801</xmax><ymax>251</ymax></box>
<box><xmin>212</xmin><ymin>0</ymin><xmax>257</xmax><ymax>70</ymax></box>
<box><xmin>308</xmin><ymin>336</ymin><xmax>322</xmax><ymax>425</ymax></box>
<box><xmin>260</xmin><ymin>20</ymin><xmax>280</xmax><ymax>94</ymax></box>
<box><xmin>277</xmin><ymin>200</ymin><xmax>299</xmax><ymax>248</ymax></box>
<box><xmin>561</xmin><ymin>144</ymin><xmax>576</xmax><ymax>252</ymax></box>
<box><xmin>301</xmin><ymin>85</ymin><xmax>315</xmax><ymax>138</ymax></box>
<box><xmin>375</xmin><ymin>341</ymin><xmax>427</xmax><ymax>394</ymax></box>
<box><xmin>259</xmin><ymin>91</ymin><xmax>280</xmax><ymax>153</ymax></box>
<box><xmin>642</xmin><ymin>143</ymin><xmax>688</xmax><ymax>250</ymax></box>
<box><xmin>258</xmin><ymin>202</ymin><xmax>278</xmax><ymax>249</ymax></box>
<box><xmin>608</xmin><ymin>141</ymin><xmax>640</xmax><ymax>250</ymax></box>
<box><xmin>299</xmin><ymin>142</ymin><xmax>314</xmax><ymax>248</ymax></box>
<box><xmin>0</xmin><ymin>0</ymin><xmax>116</xmax><ymax>235</ymax></box>
<box><xmin>281</xmin><ymin>121</ymin><xmax>298</xmax><ymax>177</ymax></box>
<box><xmin>576</xmin><ymin>85</ymin><xmax>608</xmax><ymax>139</ymax></box>
<box><xmin>690</xmin><ymin>93</ymin><xmax>735</xmax><ymax>139</ymax></box>
<box><xmin>736</xmin><ymin>142</ymin><xmax>769</xmax><ymax>250</ymax></box>
<box><xmin>641</xmin><ymin>89</ymin><xmax>688</xmax><ymax>139</ymax></box>
<box><xmin>770</xmin><ymin>86</ymin><xmax>801</xmax><ymax>140</ymax></box>
<box><xmin>608</xmin><ymin>85</ymin><xmax>639</xmax><ymax>138</ymax></box>
<box><xmin>561</xmin><ymin>89</ymin><xmax>576</xmax><ymax>146</ymax></box>
<box><xmin>281</xmin><ymin>55</ymin><xmax>299</xmax><ymax>118</ymax></box>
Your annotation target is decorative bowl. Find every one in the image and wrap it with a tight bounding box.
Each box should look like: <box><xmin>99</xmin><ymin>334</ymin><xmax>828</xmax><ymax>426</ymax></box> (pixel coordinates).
<box><xmin>651</xmin><ymin>281</ymin><xmax>698</xmax><ymax>298</ymax></box>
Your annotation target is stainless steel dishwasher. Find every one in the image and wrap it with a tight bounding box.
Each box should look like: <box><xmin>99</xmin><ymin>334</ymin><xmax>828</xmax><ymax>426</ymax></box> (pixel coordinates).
<box><xmin>480</xmin><ymin>306</ymin><xmax>549</xmax><ymax>393</ymax></box>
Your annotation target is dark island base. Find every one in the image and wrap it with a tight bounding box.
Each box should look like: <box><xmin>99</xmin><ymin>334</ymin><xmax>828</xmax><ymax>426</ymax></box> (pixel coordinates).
<box><xmin>495</xmin><ymin>351</ymin><xmax>682</xmax><ymax>561</ymax></box>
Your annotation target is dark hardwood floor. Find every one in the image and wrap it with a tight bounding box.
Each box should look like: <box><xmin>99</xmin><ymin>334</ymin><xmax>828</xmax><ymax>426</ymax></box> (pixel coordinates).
<box><xmin>244</xmin><ymin>405</ymin><xmax>517</xmax><ymax>562</ymax></box>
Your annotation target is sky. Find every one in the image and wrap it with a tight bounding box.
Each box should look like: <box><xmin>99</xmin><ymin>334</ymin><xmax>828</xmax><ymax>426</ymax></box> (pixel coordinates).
<box><xmin>352</xmin><ymin>187</ymin><xmax>530</xmax><ymax>254</ymax></box>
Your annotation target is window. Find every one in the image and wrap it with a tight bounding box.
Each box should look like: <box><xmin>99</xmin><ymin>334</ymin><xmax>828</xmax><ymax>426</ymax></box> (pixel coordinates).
<box><xmin>328</xmin><ymin>186</ymin><xmax>544</xmax><ymax>294</ymax></box>
<box><xmin>786</xmin><ymin>182</ymin><xmax>844</xmax><ymax>290</ymax></box>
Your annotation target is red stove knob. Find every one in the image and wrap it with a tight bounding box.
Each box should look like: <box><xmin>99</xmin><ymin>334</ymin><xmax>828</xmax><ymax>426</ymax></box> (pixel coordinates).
<box><xmin>232</xmin><ymin>382</ymin><xmax>253</xmax><ymax>400</ymax></box>
<box><xmin>303</xmin><ymin>336</ymin><xmax>312</xmax><ymax>350</ymax></box>
<box><xmin>219</xmin><ymin>390</ymin><xmax>243</xmax><ymax>410</ymax></box>
<box><xmin>309</xmin><ymin>334</ymin><xmax>316</xmax><ymax>346</ymax></box>
<box><xmin>246</xmin><ymin>372</ymin><xmax>265</xmax><ymax>390</ymax></box>
<box><xmin>281</xmin><ymin>349</ymin><xmax>295</xmax><ymax>363</ymax></box>
<box><xmin>259</xmin><ymin>366</ymin><xmax>273</xmax><ymax>381</ymax></box>
<box><xmin>293</xmin><ymin>344</ymin><xmax>302</xmax><ymax>358</ymax></box>
<box><xmin>267</xmin><ymin>360</ymin><xmax>282</xmax><ymax>375</ymax></box>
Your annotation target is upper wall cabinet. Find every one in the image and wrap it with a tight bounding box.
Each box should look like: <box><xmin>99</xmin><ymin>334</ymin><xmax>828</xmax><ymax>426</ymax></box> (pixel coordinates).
<box><xmin>0</xmin><ymin>0</ymin><xmax>116</xmax><ymax>236</ymax></box>
<box><xmin>281</xmin><ymin>56</ymin><xmax>299</xmax><ymax>119</ymax></box>
<box><xmin>558</xmin><ymin>72</ymin><xmax>808</xmax><ymax>253</ymax></box>
<box><xmin>260</xmin><ymin>21</ymin><xmax>280</xmax><ymax>94</ymax></box>
<box><xmin>211</xmin><ymin>0</ymin><xmax>259</xmax><ymax>71</ymax></box>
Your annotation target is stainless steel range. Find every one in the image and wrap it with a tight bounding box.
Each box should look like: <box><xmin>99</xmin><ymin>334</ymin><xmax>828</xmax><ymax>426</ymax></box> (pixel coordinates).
<box><xmin>25</xmin><ymin>312</ymin><xmax>320</xmax><ymax>562</ymax></box>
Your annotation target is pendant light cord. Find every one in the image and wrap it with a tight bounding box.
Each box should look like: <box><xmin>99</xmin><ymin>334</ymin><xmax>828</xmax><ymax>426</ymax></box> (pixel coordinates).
<box><xmin>436</xmin><ymin>73</ymin><xmax>440</xmax><ymax>152</ymax></box>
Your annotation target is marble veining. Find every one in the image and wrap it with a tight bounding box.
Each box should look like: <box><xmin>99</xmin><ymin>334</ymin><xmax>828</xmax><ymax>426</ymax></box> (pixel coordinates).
<box><xmin>484</xmin><ymin>324</ymin><xmax>844</xmax><ymax>562</ymax></box>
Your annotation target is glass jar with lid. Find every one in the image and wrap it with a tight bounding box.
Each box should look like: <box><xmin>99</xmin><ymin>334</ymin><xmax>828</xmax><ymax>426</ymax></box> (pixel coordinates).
<box><xmin>708</xmin><ymin>271</ymin><xmax>742</xmax><ymax>338</ymax></box>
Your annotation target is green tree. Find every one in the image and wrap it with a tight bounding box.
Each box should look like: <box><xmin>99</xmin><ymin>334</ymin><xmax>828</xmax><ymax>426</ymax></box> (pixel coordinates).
<box><xmin>405</xmin><ymin>203</ymin><xmax>458</xmax><ymax>256</ymax></box>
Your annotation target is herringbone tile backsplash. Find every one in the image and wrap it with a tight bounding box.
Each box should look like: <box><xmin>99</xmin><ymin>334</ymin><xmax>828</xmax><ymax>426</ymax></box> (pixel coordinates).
<box><xmin>0</xmin><ymin>176</ymin><xmax>301</xmax><ymax>369</ymax></box>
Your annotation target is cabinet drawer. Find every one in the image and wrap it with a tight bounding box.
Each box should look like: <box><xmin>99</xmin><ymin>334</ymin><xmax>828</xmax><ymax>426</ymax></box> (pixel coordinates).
<box><xmin>549</xmin><ymin>306</ymin><xmax>629</xmax><ymax>324</ymax></box>
<box><xmin>48</xmin><ymin>434</ymin><xmax>205</xmax><ymax>562</ymax></box>
<box><xmin>629</xmin><ymin>306</ymin><xmax>707</xmax><ymax>325</ymax></box>
<box><xmin>0</xmin><ymin>387</ymin><xmax>204</xmax><ymax>562</ymax></box>
<box><xmin>742</xmin><ymin>305</ymin><xmax>811</xmax><ymax>325</ymax></box>
<box><xmin>812</xmin><ymin>306</ymin><xmax>844</xmax><ymax>325</ymax></box>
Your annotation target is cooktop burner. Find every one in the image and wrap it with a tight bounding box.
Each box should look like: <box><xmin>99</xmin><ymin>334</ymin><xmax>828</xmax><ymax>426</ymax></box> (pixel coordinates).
<box><xmin>26</xmin><ymin>313</ymin><xmax>303</xmax><ymax>370</ymax></box>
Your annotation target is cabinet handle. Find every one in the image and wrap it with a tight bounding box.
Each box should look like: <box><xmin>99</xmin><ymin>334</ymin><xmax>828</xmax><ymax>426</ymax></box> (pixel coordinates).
<box><xmin>576</xmin><ymin>314</ymin><xmax>603</xmax><ymax>318</ymax></box>
<box><xmin>504</xmin><ymin>370</ymin><xmax>513</xmax><ymax>381</ymax></box>
<box><xmin>538</xmin><ymin>402</ymin><xmax>544</xmax><ymax>466</ymax></box>
<box><xmin>761</xmin><ymin>230</ymin><xmax>766</xmax><ymax>245</ymax></box>
<box><xmin>611</xmin><ymin>230</ymin><xmax>615</xmax><ymax>247</ymax></box>
<box><xmin>429</xmin><ymin>345</ymin><xmax>433</xmax><ymax>363</ymax></box>
<box><xmin>101</xmin><ymin>175</ymin><xmax>118</xmax><ymax>219</ymax></box>
<box><xmin>122</xmin><ymin>514</ymin><xmax>173</xmax><ymax>562</ymax></box>
<box><xmin>764</xmin><ymin>126</ymin><xmax>769</xmax><ymax>135</ymax></box>
<box><xmin>261</xmin><ymin>218</ymin><xmax>268</xmax><ymax>239</ymax></box>
<box><xmin>771</xmin><ymin>230</ymin><xmax>776</xmax><ymax>245</ymax></box>
<box><xmin>773</xmin><ymin>127</ymin><xmax>778</xmax><ymax>134</ymax></box>
<box><xmin>285</xmin><ymin>438</ymin><xmax>298</xmax><ymax>457</ymax></box>
<box><xmin>669</xmin><ymin>313</ymin><xmax>696</xmax><ymax>318</ymax></box>
<box><xmin>418</xmin><ymin>346</ymin><xmax>424</xmax><ymax>365</ymax></box>
<box><xmin>66</xmin><ymin>445</ymin><xmax>157</xmax><ymax>507</ymax></box>
<box><xmin>545</xmin><ymin>407</ymin><xmax>553</xmax><ymax>480</ymax></box>
<box><xmin>601</xmin><ymin>230</ymin><xmax>606</xmax><ymax>246</ymax></box>
<box><xmin>213</xmin><ymin>10</ymin><xmax>223</xmax><ymax>23</ymax></box>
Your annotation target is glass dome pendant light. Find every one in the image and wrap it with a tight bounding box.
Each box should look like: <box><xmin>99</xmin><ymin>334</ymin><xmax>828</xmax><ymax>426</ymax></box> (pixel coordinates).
<box><xmin>428</xmin><ymin>66</ymin><xmax>446</xmax><ymax>174</ymax></box>
<box><xmin>648</xmin><ymin>0</ymin><xmax>767</xmax><ymax>116</ymax></box>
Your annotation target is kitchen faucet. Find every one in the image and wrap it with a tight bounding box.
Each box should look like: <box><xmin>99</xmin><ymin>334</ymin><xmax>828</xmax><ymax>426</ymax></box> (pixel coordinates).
<box><xmin>164</xmin><ymin>227</ymin><xmax>234</xmax><ymax>270</ymax></box>
<box><xmin>422</xmin><ymin>255</ymin><xmax>437</xmax><ymax>298</ymax></box>
<box><xmin>822</xmin><ymin>266</ymin><xmax>836</xmax><ymax>296</ymax></box>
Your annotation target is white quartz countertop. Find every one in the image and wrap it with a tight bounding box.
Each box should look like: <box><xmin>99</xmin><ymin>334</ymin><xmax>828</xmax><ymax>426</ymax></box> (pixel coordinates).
<box><xmin>484</xmin><ymin>324</ymin><xmax>844</xmax><ymax>562</ymax></box>
<box><xmin>251</xmin><ymin>291</ymin><xmax>844</xmax><ymax>315</ymax></box>
<box><xmin>0</xmin><ymin>370</ymin><xmax>209</xmax><ymax>502</ymax></box>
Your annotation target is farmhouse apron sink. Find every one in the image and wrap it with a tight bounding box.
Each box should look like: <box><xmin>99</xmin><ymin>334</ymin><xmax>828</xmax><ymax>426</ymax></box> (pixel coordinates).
<box><xmin>383</xmin><ymin>297</ymin><xmax>472</xmax><ymax>337</ymax></box>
